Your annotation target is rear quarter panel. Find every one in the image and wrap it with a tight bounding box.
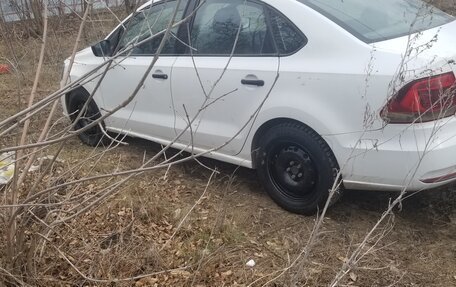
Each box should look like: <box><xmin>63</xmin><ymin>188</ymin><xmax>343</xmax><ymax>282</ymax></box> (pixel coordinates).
<box><xmin>241</xmin><ymin>0</ymin><xmax>456</xmax><ymax>171</ymax></box>
<box><xmin>240</xmin><ymin>0</ymin><xmax>397</xmax><ymax>162</ymax></box>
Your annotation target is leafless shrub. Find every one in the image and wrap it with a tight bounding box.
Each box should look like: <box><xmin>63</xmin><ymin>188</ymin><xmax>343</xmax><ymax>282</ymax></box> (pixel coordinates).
<box><xmin>0</xmin><ymin>0</ymin><xmax>455</xmax><ymax>286</ymax></box>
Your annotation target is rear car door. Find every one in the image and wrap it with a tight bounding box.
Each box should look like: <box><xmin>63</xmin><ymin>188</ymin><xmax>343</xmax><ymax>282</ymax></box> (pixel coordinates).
<box><xmin>99</xmin><ymin>0</ymin><xmax>186</xmax><ymax>140</ymax></box>
<box><xmin>170</xmin><ymin>0</ymin><xmax>280</xmax><ymax>155</ymax></box>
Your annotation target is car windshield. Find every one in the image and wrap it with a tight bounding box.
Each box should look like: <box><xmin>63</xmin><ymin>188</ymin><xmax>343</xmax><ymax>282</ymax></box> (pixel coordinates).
<box><xmin>299</xmin><ymin>0</ymin><xmax>454</xmax><ymax>43</ymax></box>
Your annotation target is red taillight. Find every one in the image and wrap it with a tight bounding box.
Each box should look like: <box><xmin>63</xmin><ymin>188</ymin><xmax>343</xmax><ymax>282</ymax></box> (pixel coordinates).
<box><xmin>381</xmin><ymin>72</ymin><xmax>456</xmax><ymax>123</ymax></box>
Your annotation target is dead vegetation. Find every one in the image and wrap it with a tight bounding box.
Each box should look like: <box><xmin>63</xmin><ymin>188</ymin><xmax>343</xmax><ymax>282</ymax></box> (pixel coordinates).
<box><xmin>0</xmin><ymin>1</ymin><xmax>455</xmax><ymax>286</ymax></box>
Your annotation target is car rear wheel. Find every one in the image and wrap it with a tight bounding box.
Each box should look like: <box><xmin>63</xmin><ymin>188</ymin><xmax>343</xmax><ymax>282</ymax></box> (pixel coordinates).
<box><xmin>67</xmin><ymin>90</ymin><xmax>105</xmax><ymax>147</ymax></box>
<box><xmin>256</xmin><ymin>122</ymin><xmax>342</xmax><ymax>215</ymax></box>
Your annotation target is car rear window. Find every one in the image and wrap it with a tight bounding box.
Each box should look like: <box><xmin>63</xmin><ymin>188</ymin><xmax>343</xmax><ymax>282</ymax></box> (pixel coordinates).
<box><xmin>298</xmin><ymin>0</ymin><xmax>454</xmax><ymax>43</ymax></box>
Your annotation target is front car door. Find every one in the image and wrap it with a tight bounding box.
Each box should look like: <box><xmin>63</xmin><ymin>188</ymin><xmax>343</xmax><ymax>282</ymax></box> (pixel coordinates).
<box><xmin>99</xmin><ymin>0</ymin><xmax>187</xmax><ymax>141</ymax></box>
<box><xmin>171</xmin><ymin>0</ymin><xmax>281</xmax><ymax>158</ymax></box>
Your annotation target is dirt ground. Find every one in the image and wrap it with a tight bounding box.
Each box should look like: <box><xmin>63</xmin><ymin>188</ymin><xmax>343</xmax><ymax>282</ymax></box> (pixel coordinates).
<box><xmin>1</xmin><ymin>1</ymin><xmax>456</xmax><ymax>286</ymax></box>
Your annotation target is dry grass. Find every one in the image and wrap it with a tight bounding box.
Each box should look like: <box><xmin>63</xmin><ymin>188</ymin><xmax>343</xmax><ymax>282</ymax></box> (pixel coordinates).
<box><xmin>0</xmin><ymin>1</ymin><xmax>455</xmax><ymax>286</ymax></box>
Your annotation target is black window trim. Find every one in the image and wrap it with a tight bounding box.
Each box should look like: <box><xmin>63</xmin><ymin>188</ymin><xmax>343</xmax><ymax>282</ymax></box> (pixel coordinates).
<box><xmin>266</xmin><ymin>4</ymin><xmax>308</xmax><ymax>57</ymax></box>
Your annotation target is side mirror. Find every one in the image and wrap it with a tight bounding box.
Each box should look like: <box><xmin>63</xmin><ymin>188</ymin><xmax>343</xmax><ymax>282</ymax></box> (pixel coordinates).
<box><xmin>91</xmin><ymin>40</ymin><xmax>112</xmax><ymax>57</ymax></box>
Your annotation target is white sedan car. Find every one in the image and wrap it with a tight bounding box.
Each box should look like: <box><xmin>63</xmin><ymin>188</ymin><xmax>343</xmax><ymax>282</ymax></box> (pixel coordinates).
<box><xmin>62</xmin><ymin>0</ymin><xmax>456</xmax><ymax>214</ymax></box>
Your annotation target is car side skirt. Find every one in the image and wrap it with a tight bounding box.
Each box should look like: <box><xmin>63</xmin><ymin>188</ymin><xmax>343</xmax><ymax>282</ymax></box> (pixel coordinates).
<box><xmin>107</xmin><ymin>127</ymin><xmax>254</xmax><ymax>169</ymax></box>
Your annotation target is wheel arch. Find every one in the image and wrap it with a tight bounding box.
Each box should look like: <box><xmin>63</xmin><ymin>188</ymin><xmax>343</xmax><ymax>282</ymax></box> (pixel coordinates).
<box><xmin>250</xmin><ymin>117</ymin><xmax>337</xmax><ymax>169</ymax></box>
<box><xmin>65</xmin><ymin>86</ymin><xmax>95</xmax><ymax>114</ymax></box>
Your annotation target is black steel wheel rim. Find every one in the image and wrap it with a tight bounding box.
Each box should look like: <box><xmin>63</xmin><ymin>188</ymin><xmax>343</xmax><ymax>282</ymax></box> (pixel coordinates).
<box><xmin>266</xmin><ymin>142</ymin><xmax>318</xmax><ymax>199</ymax></box>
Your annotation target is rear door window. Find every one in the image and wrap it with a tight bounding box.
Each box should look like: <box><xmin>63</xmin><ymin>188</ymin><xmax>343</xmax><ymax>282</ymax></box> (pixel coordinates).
<box><xmin>189</xmin><ymin>0</ymin><xmax>276</xmax><ymax>55</ymax></box>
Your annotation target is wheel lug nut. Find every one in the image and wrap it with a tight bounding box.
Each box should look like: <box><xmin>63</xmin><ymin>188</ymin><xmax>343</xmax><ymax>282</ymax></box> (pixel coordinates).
<box><xmin>290</xmin><ymin>161</ymin><xmax>295</xmax><ymax>166</ymax></box>
<box><xmin>291</xmin><ymin>175</ymin><xmax>296</xmax><ymax>180</ymax></box>
<box><xmin>298</xmin><ymin>173</ymin><xmax>303</xmax><ymax>178</ymax></box>
<box><xmin>286</xmin><ymin>167</ymin><xmax>291</xmax><ymax>172</ymax></box>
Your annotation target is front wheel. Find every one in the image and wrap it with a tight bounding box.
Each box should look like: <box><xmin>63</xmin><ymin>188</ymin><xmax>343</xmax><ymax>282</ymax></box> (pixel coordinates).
<box><xmin>67</xmin><ymin>90</ymin><xmax>105</xmax><ymax>147</ymax></box>
<box><xmin>256</xmin><ymin>122</ymin><xmax>342</xmax><ymax>215</ymax></box>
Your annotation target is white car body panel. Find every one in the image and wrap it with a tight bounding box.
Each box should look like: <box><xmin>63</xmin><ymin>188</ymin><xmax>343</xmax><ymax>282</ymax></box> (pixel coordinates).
<box><xmin>62</xmin><ymin>0</ymin><xmax>456</xmax><ymax>192</ymax></box>
<box><xmin>171</xmin><ymin>56</ymin><xmax>279</xmax><ymax>155</ymax></box>
<box><xmin>98</xmin><ymin>56</ymin><xmax>178</xmax><ymax>140</ymax></box>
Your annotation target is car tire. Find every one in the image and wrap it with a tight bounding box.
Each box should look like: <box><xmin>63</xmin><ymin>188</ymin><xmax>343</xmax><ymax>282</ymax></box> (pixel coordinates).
<box><xmin>256</xmin><ymin>122</ymin><xmax>342</xmax><ymax>215</ymax></box>
<box><xmin>67</xmin><ymin>90</ymin><xmax>105</xmax><ymax>147</ymax></box>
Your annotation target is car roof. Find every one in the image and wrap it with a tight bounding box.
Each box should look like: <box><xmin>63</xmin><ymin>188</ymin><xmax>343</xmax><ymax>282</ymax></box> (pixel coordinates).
<box><xmin>138</xmin><ymin>0</ymin><xmax>162</xmax><ymax>11</ymax></box>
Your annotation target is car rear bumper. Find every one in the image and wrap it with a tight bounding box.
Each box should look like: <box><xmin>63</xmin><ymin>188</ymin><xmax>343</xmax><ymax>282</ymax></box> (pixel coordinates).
<box><xmin>327</xmin><ymin>116</ymin><xmax>456</xmax><ymax>191</ymax></box>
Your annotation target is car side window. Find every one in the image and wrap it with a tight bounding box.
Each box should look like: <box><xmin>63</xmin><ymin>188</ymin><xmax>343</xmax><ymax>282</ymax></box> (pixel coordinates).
<box><xmin>190</xmin><ymin>0</ymin><xmax>275</xmax><ymax>56</ymax></box>
<box><xmin>116</xmin><ymin>1</ymin><xmax>185</xmax><ymax>55</ymax></box>
<box><xmin>268</xmin><ymin>8</ymin><xmax>307</xmax><ymax>55</ymax></box>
